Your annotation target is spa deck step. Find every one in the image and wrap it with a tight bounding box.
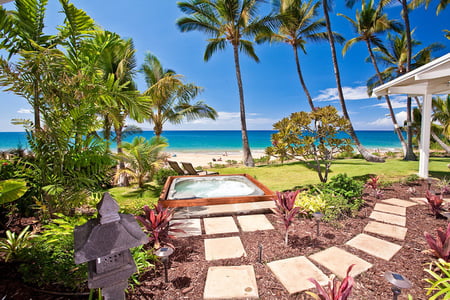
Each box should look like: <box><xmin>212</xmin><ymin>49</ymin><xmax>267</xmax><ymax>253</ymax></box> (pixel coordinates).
<box><xmin>173</xmin><ymin>201</ymin><xmax>275</xmax><ymax>219</ymax></box>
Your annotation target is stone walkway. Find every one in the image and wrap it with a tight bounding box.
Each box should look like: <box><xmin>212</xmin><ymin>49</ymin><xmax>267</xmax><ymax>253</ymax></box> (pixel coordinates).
<box><xmin>170</xmin><ymin>197</ymin><xmax>418</xmax><ymax>299</ymax></box>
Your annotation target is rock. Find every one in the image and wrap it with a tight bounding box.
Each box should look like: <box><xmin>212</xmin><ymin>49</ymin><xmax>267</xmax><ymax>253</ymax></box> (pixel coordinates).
<box><xmin>181</xmin><ymin>286</ymin><xmax>194</xmax><ymax>294</ymax></box>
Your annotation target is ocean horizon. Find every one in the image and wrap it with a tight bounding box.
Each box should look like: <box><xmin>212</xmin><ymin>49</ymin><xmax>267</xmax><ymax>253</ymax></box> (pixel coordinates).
<box><xmin>0</xmin><ymin>130</ymin><xmax>403</xmax><ymax>153</ymax></box>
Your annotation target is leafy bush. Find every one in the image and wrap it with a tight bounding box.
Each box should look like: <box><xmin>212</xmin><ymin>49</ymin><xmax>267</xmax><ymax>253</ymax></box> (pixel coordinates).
<box><xmin>18</xmin><ymin>214</ymin><xmax>88</xmax><ymax>292</ymax></box>
<box><xmin>403</xmin><ymin>174</ymin><xmax>419</xmax><ymax>184</ymax></box>
<box><xmin>307</xmin><ymin>264</ymin><xmax>355</xmax><ymax>300</ymax></box>
<box><xmin>424</xmin><ymin>223</ymin><xmax>450</xmax><ymax>262</ymax></box>
<box><xmin>424</xmin><ymin>259</ymin><xmax>450</xmax><ymax>299</ymax></box>
<box><xmin>295</xmin><ymin>191</ymin><xmax>328</xmax><ymax>216</ymax></box>
<box><xmin>155</xmin><ymin>168</ymin><xmax>178</xmax><ymax>186</ymax></box>
<box><xmin>324</xmin><ymin>174</ymin><xmax>364</xmax><ymax>205</ymax></box>
<box><xmin>321</xmin><ymin>192</ymin><xmax>355</xmax><ymax>221</ymax></box>
<box><xmin>273</xmin><ymin>190</ymin><xmax>305</xmax><ymax>245</ymax></box>
<box><xmin>129</xmin><ymin>245</ymin><xmax>157</xmax><ymax>287</ymax></box>
<box><xmin>0</xmin><ymin>160</ymin><xmax>16</xmax><ymax>180</ymax></box>
<box><xmin>0</xmin><ymin>225</ymin><xmax>33</xmax><ymax>262</ymax></box>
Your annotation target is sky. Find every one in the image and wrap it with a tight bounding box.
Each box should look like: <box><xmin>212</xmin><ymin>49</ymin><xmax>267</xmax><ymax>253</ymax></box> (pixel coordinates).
<box><xmin>0</xmin><ymin>0</ymin><xmax>449</xmax><ymax>132</ymax></box>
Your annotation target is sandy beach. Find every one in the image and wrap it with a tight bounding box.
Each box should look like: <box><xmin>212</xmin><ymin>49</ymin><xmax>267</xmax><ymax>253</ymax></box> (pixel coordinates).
<box><xmin>166</xmin><ymin>150</ymin><xmax>267</xmax><ymax>167</ymax></box>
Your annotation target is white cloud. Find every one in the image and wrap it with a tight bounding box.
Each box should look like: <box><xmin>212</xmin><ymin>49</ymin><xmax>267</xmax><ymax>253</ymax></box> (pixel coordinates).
<box><xmin>372</xmin><ymin>95</ymin><xmax>407</xmax><ymax>109</ymax></box>
<box><xmin>368</xmin><ymin>110</ymin><xmax>407</xmax><ymax>129</ymax></box>
<box><xmin>313</xmin><ymin>86</ymin><xmax>372</xmax><ymax>102</ymax></box>
<box><xmin>18</xmin><ymin>108</ymin><xmax>32</xmax><ymax>114</ymax></box>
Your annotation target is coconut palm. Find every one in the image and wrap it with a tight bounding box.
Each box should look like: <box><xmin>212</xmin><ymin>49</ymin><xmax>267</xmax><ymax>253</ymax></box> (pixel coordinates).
<box><xmin>176</xmin><ymin>0</ymin><xmax>273</xmax><ymax>167</ymax></box>
<box><xmin>339</xmin><ymin>0</ymin><xmax>408</xmax><ymax>155</ymax></box>
<box><xmin>433</xmin><ymin>95</ymin><xmax>450</xmax><ymax>139</ymax></box>
<box><xmin>141</xmin><ymin>52</ymin><xmax>217</xmax><ymax>137</ymax></box>
<box><xmin>409</xmin><ymin>0</ymin><xmax>449</xmax><ymax>15</ymax></box>
<box><xmin>257</xmin><ymin>0</ymin><xmax>338</xmax><ymax>110</ymax></box>
<box><xmin>115</xmin><ymin>136</ymin><xmax>168</xmax><ymax>188</ymax></box>
<box><xmin>321</xmin><ymin>0</ymin><xmax>384</xmax><ymax>162</ymax></box>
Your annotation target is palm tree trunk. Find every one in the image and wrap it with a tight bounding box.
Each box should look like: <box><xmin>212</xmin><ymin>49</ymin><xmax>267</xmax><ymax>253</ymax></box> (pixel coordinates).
<box><xmin>115</xmin><ymin>123</ymin><xmax>129</xmax><ymax>187</ymax></box>
<box><xmin>233</xmin><ymin>44</ymin><xmax>254</xmax><ymax>167</ymax></box>
<box><xmin>431</xmin><ymin>131</ymin><xmax>450</xmax><ymax>154</ymax></box>
<box><xmin>33</xmin><ymin>80</ymin><xmax>41</xmax><ymax>131</ymax></box>
<box><xmin>366</xmin><ymin>41</ymin><xmax>407</xmax><ymax>155</ymax></box>
<box><xmin>322</xmin><ymin>0</ymin><xmax>384</xmax><ymax>162</ymax></box>
<box><xmin>399</xmin><ymin>0</ymin><xmax>417</xmax><ymax>161</ymax></box>
<box><xmin>293</xmin><ymin>45</ymin><xmax>314</xmax><ymax>110</ymax></box>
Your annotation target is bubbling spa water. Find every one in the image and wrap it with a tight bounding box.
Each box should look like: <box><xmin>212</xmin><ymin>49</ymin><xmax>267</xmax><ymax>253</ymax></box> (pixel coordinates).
<box><xmin>167</xmin><ymin>175</ymin><xmax>265</xmax><ymax>200</ymax></box>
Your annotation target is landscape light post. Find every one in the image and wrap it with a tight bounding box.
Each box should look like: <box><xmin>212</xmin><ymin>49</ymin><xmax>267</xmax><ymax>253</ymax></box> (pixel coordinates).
<box><xmin>384</xmin><ymin>271</ymin><xmax>413</xmax><ymax>300</ymax></box>
<box><xmin>312</xmin><ymin>212</ymin><xmax>324</xmax><ymax>237</ymax></box>
<box><xmin>155</xmin><ymin>247</ymin><xmax>174</xmax><ymax>283</ymax></box>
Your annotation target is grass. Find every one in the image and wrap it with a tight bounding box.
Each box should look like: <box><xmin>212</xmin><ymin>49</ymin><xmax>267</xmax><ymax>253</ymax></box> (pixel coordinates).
<box><xmin>108</xmin><ymin>157</ymin><xmax>450</xmax><ymax>212</ymax></box>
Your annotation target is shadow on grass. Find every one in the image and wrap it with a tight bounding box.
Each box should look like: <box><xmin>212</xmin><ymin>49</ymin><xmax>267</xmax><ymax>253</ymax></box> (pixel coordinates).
<box><xmin>430</xmin><ymin>171</ymin><xmax>450</xmax><ymax>179</ymax></box>
<box><xmin>120</xmin><ymin>184</ymin><xmax>161</xmax><ymax>198</ymax></box>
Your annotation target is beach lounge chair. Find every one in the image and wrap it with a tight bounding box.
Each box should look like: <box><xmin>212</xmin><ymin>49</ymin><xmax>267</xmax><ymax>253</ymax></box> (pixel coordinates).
<box><xmin>168</xmin><ymin>161</ymin><xmax>187</xmax><ymax>175</ymax></box>
<box><xmin>181</xmin><ymin>162</ymin><xmax>219</xmax><ymax>176</ymax></box>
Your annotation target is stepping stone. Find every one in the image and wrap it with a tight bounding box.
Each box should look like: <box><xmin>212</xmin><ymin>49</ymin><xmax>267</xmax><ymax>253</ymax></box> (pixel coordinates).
<box><xmin>170</xmin><ymin>218</ymin><xmax>202</xmax><ymax>237</ymax></box>
<box><xmin>237</xmin><ymin>214</ymin><xmax>274</xmax><ymax>232</ymax></box>
<box><xmin>204</xmin><ymin>236</ymin><xmax>246</xmax><ymax>261</ymax></box>
<box><xmin>309</xmin><ymin>246</ymin><xmax>372</xmax><ymax>279</ymax></box>
<box><xmin>346</xmin><ymin>233</ymin><xmax>402</xmax><ymax>261</ymax></box>
<box><xmin>267</xmin><ymin>256</ymin><xmax>328</xmax><ymax>294</ymax></box>
<box><xmin>204</xmin><ymin>265</ymin><xmax>258</xmax><ymax>299</ymax></box>
<box><xmin>409</xmin><ymin>197</ymin><xmax>426</xmax><ymax>205</ymax></box>
<box><xmin>369</xmin><ymin>211</ymin><xmax>406</xmax><ymax>226</ymax></box>
<box><xmin>382</xmin><ymin>198</ymin><xmax>418</xmax><ymax>208</ymax></box>
<box><xmin>374</xmin><ymin>203</ymin><xmax>406</xmax><ymax>216</ymax></box>
<box><xmin>364</xmin><ymin>221</ymin><xmax>407</xmax><ymax>240</ymax></box>
<box><xmin>203</xmin><ymin>216</ymin><xmax>239</xmax><ymax>234</ymax></box>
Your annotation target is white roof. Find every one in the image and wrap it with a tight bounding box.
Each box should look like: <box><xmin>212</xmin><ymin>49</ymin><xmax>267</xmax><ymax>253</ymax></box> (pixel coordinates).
<box><xmin>373</xmin><ymin>52</ymin><xmax>450</xmax><ymax>96</ymax></box>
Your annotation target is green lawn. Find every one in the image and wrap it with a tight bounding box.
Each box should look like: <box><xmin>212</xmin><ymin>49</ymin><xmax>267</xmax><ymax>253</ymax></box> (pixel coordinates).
<box><xmin>109</xmin><ymin>157</ymin><xmax>450</xmax><ymax>213</ymax></box>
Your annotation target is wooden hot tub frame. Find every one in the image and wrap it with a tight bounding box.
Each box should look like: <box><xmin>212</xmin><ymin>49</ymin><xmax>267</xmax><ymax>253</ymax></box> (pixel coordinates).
<box><xmin>159</xmin><ymin>173</ymin><xmax>275</xmax><ymax>208</ymax></box>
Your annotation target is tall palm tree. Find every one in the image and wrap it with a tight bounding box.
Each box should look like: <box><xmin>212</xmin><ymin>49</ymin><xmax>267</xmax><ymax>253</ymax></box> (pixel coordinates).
<box><xmin>433</xmin><ymin>95</ymin><xmax>450</xmax><ymax>139</ymax></box>
<box><xmin>257</xmin><ymin>0</ymin><xmax>337</xmax><ymax>110</ymax></box>
<box><xmin>321</xmin><ymin>0</ymin><xmax>384</xmax><ymax>162</ymax></box>
<box><xmin>0</xmin><ymin>0</ymin><xmax>53</xmax><ymax>131</ymax></box>
<box><xmin>141</xmin><ymin>52</ymin><xmax>217</xmax><ymax>138</ymax></box>
<box><xmin>339</xmin><ymin>0</ymin><xmax>408</xmax><ymax>155</ymax></box>
<box><xmin>410</xmin><ymin>0</ymin><xmax>449</xmax><ymax>15</ymax></box>
<box><xmin>176</xmin><ymin>0</ymin><xmax>273</xmax><ymax>167</ymax></box>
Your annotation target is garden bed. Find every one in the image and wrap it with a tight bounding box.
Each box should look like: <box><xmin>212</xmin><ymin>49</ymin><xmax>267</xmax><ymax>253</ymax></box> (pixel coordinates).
<box><xmin>0</xmin><ymin>179</ymin><xmax>448</xmax><ymax>299</ymax></box>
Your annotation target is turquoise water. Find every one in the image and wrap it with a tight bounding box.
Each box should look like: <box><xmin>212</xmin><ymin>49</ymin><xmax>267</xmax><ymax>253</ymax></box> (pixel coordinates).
<box><xmin>0</xmin><ymin>130</ymin><xmax>403</xmax><ymax>152</ymax></box>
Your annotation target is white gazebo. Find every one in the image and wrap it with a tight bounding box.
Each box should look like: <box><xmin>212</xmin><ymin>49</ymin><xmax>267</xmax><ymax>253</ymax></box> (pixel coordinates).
<box><xmin>373</xmin><ymin>52</ymin><xmax>450</xmax><ymax>178</ymax></box>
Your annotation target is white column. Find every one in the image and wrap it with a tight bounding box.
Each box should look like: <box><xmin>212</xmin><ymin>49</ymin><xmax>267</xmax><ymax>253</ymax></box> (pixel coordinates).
<box><xmin>419</xmin><ymin>92</ymin><xmax>432</xmax><ymax>178</ymax></box>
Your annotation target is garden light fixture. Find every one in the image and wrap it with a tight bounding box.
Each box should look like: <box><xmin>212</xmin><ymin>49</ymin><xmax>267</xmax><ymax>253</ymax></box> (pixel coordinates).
<box><xmin>312</xmin><ymin>212</ymin><xmax>324</xmax><ymax>237</ymax></box>
<box><xmin>384</xmin><ymin>271</ymin><xmax>413</xmax><ymax>300</ymax></box>
<box><xmin>257</xmin><ymin>243</ymin><xmax>263</xmax><ymax>264</ymax></box>
<box><xmin>155</xmin><ymin>246</ymin><xmax>174</xmax><ymax>283</ymax></box>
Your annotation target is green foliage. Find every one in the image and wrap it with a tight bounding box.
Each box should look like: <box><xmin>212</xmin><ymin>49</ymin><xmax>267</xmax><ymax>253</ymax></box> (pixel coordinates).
<box><xmin>403</xmin><ymin>174</ymin><xmax>420</xmax><ymax>183</ymax></box>
<box><xmin>129</xmin><ymin>245</ymin><xmax>156</xmax><ymax>288</ymax></box>
<box><xmin>0</xmin><ymin>225</ymin><xmax>33</xmax><ymax>262</ymax></box>
<box><xmin>18</xmin><ymin>214</ymin><xmax>88</xmax><ymax>291</ymax></box>
<box><xmin>154</xmin><ymin>168</ymin><xmax>178</xmax><ymax>186</ymax></box>
<box><xmin>0</xmin><ymin>160</ymin><xmax>16</xmax><ymax>180</ymax></box>
<box><xmin>0</xmin><ymin>179</ymin><xmax>28</xmax><ymax>205</ymax></box>
<box><xmin>294</xmin><ymin>191</ymin><xmax>328</xmax><ymax>216</ymax></box>
<box><xmin>424</xmin><ymin>259</ymin><xmax>450</xmax><ymax>299</ymax></box>
<box><xmin>323</xmin><ymin>173</ymin><xmax>364</xmax><ymax>209</ymax></box>
<box><xmin>266</xmin><ymin>106</ymin><xmax>353</xmax><ymax>182</ymax></box>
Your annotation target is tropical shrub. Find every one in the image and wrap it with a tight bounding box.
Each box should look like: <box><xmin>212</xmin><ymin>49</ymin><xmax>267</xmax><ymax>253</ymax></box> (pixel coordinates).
<box><xmin>321</xmin><ymin>173</ymin><xmax>364</xmax><ymax>212</ymax></box>
<box><xmin>266</xmin><ymin>106</ymin><xmax>353</xmax><ymax>182</ymax></box>
<box><xmin>18</xmin><ymin>214</ymin><xmax>89</xmax><ymax>291</ymax></box>
<box><xmin>155</xmin><ymin>168</ymin><xmax>178</xmax><ymax>186</ymax></box>
<box><xmin>321</xmin><ymin>192</ymin><xmax>356</xmax><ymax>221</ymax></box>
<box><xmin>0</xmin><ymin>160</ymin><xmax>15</xmax><ymax>180</ymax></box>
<box><xmin>295</xmin><ymin>191</ymin><xmax>328</xmax><ymax>216</ymax></box>
<box><xmin>0</xmin><ymin>225</ymin><xmax>33</xmax><ymax>262</ymax></box>
<box><xmin>424</xmin><ymin>259</ymin><xmax>450</xmax><ymax>299</ymax></box>
<box><xmin>423</xmin><ymin>190</ymin><xmax>444</xmax><ymax>217</ymax></box>
<box><xmin>365</xmin><ymin>175</ymin><xmax>383</xmax><ymax>199</ymax></box>
<box><xmin>272</xmin><ymin>190</ymin><xmax>305</xmax><ymax>245</ymax></box>
<box><xmin>129</xmin><ymin>244</ymin><xmax>157</xmax><ymax>287</ymax></box>
<box><xmin>0</xmin><ymin>179</ymin><xmax>28</xmax><ymax>205</ymax></box>
<box><xmin>424</xmin><ymin>223</ymin><xmax>450</xmax><ymax>262</ymax></box>
<box><xmin>136</xmin><ymin>204</ymin><xmax>184</xmax><ymax>249</ymax></box>
<box><xmin>307</xmin><ymin>264</ymin><xmax>355</xmax><ymax>300</ymax></box>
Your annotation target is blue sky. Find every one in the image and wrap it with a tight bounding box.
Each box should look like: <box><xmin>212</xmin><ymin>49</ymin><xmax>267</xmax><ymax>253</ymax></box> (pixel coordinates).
<box><xmin>0</xmin><ymin>0</ymin><xmax>449</xmax><ymax>132</ymax></box>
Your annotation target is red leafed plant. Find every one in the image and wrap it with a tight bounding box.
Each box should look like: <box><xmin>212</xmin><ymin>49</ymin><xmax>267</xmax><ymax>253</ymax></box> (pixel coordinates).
<box><xmin>366</xmin><ymin>175</ymin><xmax>383</xmax><ymax>199</ymax></box>
<box><xmin>424</xmin><ymin>190</ymin><xmax>444</xmax><ymax>217</ymax></box>
<box><xmin>136</xmin><ymin>204</ymin><xmax>184</xmax><ymax>249</ymax></box>
<box><xmin>424</xmin><ymin>223</ymin><xmax>450</xmax><ymax>262</ymax></box>
<box><xmin>307</xmin><ymin>264</ymin><xmax>355</xmax><ymax>300</ymax></box>
<box><xmin>272</xmin><ymin>190</ymin><xmax>302</xmax><ymax>246</ymax></box>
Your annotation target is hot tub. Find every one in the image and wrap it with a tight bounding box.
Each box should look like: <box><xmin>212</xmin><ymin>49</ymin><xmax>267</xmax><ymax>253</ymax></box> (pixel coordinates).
<box><xmin>159</xmin><ymin>174</ymin><xmax>275</xmax><ymax>207</ymax></box>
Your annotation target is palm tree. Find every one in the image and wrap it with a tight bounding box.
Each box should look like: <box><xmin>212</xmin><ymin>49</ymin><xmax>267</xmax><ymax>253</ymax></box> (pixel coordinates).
<box><xmin>0</xmin><ymin>0</ymin><xmax>54</xmax><ymax>131</ymax></box>
<box><xmin>321</xmin><ymin>0</ymin><xmax>384</xmax><ymax>162</ymax></box>
<box><xmin>115</xmin><ymin>136</ymin><xmax>168</xmax><ymax>188</ymax></box>
<box><xmin>257</xmin><ymin>0</ymin><xmax>337</xmax><ymax>110</ymax></box>
<box><xmin>433</xmin><ymin>95</ymin><xmax>450</xmax><ymax>139</ymax></box>
<box><xmin>140</xmin><ymin>52</ymin><xmax>217</xmax><ymax>137</ymax></box>
<box><xmin>410</xmin><ymin>0</ymin><xmax>449</xmax><ymax>15</ymax></box>
<box><xmin>176</xmin><ymin>0</ymin><xmax>273</xmax><ymax>167</ymax></box>
<box><xmin>339</xmin><ymin>0</ymin><xmax>408</xmax><ymax>155</ymax></box>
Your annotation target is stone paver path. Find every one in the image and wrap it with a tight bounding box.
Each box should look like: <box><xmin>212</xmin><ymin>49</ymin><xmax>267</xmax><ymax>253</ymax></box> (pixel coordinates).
<box><xmin>237</xmin><ymin>214</ymin><xmax>274</xmax><ymax>232</ymax></box>
<box><xmin>364</xmin><ymin>221</ymin><xmax>408</xmax><ymax>240</ymax></box>
<box><xmin>267</xmin><ymin>256</ymin><xmax>328</xmax><ymax>294</ymax></box>
<box><xmin>203</xmin><ymin>265</ymin><xmax>258</xmax><ymax>299</ymax></box>
<box><xmin>373</xmin><ymin>203</ymin><xmax>406</xmax><ymax>216</ymax></box>
<box><xmin>170</xmin><ymin>196</ymin><xmax>418</xmax><ymax>298</ymax></box>
<box><xmin>346</xmin><ymin>233</ymin><xmax>402</xmax><ymax>260</ymax></box>
<box><xmin>309</xmin><ymin>246</ymin><xmax>373</xmax><ymax>279</ymax></box>
<box><xmin>170</xmin><ymin>218</ymin><xmax>202</xmax><ymax>237</ymax></box>
<box><xmin>204</xmin><ymin>236</ymin><xmax>246</xmax><ymax>261</ymax></box>
<box><xmin>203</xmin><ymin>216</ymin><xmax>239</xmax><ymax>234</ymax></box>
<box><xmin>369</xmin><ymin>210</ymin><xmax>406</xmax><ymax>226</ymax></box>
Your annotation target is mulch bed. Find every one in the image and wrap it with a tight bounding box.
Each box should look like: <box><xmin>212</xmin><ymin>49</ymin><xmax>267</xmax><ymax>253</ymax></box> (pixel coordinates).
<box><xmin>1</xmin><ymin>179</ymin><xmax>448</xmax><ymax>299</ymax></box>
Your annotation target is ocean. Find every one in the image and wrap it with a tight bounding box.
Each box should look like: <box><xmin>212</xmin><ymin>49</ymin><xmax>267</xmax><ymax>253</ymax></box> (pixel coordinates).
<box><xmin>0</xmin><ymin>130</ymin><xmax>403</xmax><ymax>152</ymax></box>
